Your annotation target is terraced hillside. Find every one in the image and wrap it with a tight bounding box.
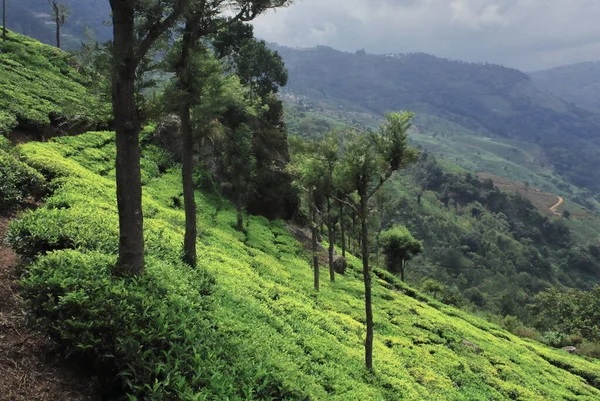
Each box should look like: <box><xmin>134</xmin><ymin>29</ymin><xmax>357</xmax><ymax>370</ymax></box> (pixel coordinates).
<box><xmin>0</xmin><ymin>29</ymin><xmax>109</xmax><ymax>138</ymax></box>
<box><xmin>6</xmin><ymin>130</ymin><xmax>600</xmax><ymax>400</ymax></box>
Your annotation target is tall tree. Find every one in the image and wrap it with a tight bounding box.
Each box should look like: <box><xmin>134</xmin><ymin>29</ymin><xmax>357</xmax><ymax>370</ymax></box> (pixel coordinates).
<box><xmin>380</xmin><ymin>226</ymin><xmax>424</xmax><ymax>282</ymax></box>
<box><xmin>289</xmin><ymin>136</ymin><xmax>327</xmax><ymax>291</ymax></box>
<box><xmin>170</xmin><ymin>0</ymin><xmax>289</xmax><ymax>266</ymax></box>
<box><xmin>49</xmin><ymin>0</ymin><xmax>69</xmax><ymax>49</ymax></box>
<box><xmin>109</xmin><ymin>0</ymin><xmax>188</xmax><ymax>276</ymax></box>
<box><xmin>338</xmin><ymin>112</ymin><xmax>418</xmax><ymax>370</ymax></box>
<box><xmin>316</xmin><ymin>131</ymin><xmax>341</xmax><ymax>282</ymax></box>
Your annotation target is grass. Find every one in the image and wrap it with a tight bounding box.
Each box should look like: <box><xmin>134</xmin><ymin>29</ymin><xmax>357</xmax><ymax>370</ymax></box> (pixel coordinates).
<box><xmin>8</xmin><ymin>130</ymin><xmax>600</xmax><ymax>400</ymax></box>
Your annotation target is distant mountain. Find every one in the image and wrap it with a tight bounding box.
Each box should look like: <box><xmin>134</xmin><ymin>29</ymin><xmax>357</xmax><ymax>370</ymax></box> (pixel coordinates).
<box><xmin>273</xmin><ymin>45</ymin><xmax>600</xmax><ymax>192</ymax></box>
<box><xmin>531</xmin><ymin>62</ymin><xmax>600</xmax><ymax>113</ymax></box>
<box><xmin>3</xmin><ymin>0</ymin><xmax>110</xmax><ymax>48</ymax></box>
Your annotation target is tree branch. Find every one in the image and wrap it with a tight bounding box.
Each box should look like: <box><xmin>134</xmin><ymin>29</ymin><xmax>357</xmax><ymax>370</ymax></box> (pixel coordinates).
<box><xmin>367</xmin><ymin>170</ymin><xmax>393</xmax><ymax>200</ymax></box>
<box><xmin>135</xmin><ymin>0</ymin><xmax>188</xmax><ymax>63</ymax></box>
<box><xmin>331</xmin><ymin>194</ymin><xmax>359</xmax><ymax>215</ymax></box>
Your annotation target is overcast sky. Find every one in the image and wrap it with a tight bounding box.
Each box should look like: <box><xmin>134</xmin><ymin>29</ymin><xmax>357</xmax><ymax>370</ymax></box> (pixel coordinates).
<box><xmin>251</xmin><ymin>0</ymin><xmax>600</xmax><ymax>71</ymax></box>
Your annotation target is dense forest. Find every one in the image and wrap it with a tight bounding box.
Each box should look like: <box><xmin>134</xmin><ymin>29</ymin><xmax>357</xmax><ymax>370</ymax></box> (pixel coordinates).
<box><xmin>1</xmin><ymin>2</ymin><xmax>600</xmax><ymax>399</ymax></box>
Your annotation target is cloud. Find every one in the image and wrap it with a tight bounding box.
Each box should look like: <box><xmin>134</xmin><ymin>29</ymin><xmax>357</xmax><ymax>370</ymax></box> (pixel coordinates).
<box><xmin>252</xmin><ymin>0</ymin><xmax>600</xmax><ymax>70</ymax></box>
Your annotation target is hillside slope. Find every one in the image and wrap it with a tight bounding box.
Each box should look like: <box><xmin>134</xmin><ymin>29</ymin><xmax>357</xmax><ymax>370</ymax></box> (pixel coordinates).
<box><xmin>0</xmin><ymin>29</ymin><xmax>109</xmax><ymax>138</ymax></box>
<box><xmin>531</xmin><ymin>62</ymin><xmax>600</xmax><ymax>113</ymax></box>
<box><xmin>274</xmin><ymin>45</ymin><xmax>600</xmax><ymax>192</ymax></box>
<box><xmin>8</xmin><ymin>130</ymin><xmax>600</xmax><ymax>400</ymax></box>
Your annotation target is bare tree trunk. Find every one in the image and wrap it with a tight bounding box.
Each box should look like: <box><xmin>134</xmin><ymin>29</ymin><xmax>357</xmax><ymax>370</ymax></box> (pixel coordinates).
<box><xmin>181</xmin><ymin>104</ymin><xmax>197</xmax><ymax>266</ymax></box>
<box><xmin>310</xmin><ymin>188</ymin><xmax>319</xmax><ymax>292</ymax></box>
<box><xmin>2</xmin><ymin>0</ymin><xmax>6</xmax><ymax>41</ymax></box>
<box><xmin>236</xmin><ymin>192</ymin><xmax>244</xmax><ymax>232</ymax></box>
<box><xmin>110</xmin><ymin>0</ymin><xmax>144</xmax><ymax>276</ymax></box>
<box><xmin>340</xmin><ymin>202</ymin><xmax>346</xmax><ymax>258</ymax></box>
<box><xmin>55</xmin><ymin>16</ymin><xmax>60</xmax><ymax>48</ymax></box>
<box><xmin>327</xmin><ymin>198</ymin><xmax>335</xmax><ymax>282</ymax></box>
<box><xmin>360</xmin><ymin>194</ymin><xmax>374</xmax><ymax>370</ymax></box>
<box><xmin>178</xmin><ymin>23</ymin><xmax>197</xmax><ymax>267</ymax></box>
<box><xmin>400</xmin><ymin>259</ymin><xmax>405</xmax><ymax>282</ymax></box>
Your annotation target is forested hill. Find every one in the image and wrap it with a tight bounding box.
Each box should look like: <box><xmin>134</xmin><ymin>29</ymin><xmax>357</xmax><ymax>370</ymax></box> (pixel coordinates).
<box><xmin>273</xmin><ymin>45</ymin><xmax>600</xmax><ymax>191</ymax></box>
<box><xmin>531</xmin><ymin>62</ymin><xmax>600</xmax><ymax>113</ymax></box>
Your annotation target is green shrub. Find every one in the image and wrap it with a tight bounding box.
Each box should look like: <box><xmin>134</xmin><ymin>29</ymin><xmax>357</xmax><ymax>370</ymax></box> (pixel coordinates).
<box><xmin>20</xmin><ymin>250</ymin><xmax>227</xmax><ymax>400</ymax></box>
<box><xmin>10</xmin><ymin>130</ymin><xmax>600</xmax><ymax>400</ymax></box>
<box><xmin>0</xmin><ymin>149</ymin><xmax>45</xmax><ymax>209</ymax></box>
<box><xmin>0</xmin><ymin>29</ymin><xmax>110</xmax><ymax>133</ymax></box>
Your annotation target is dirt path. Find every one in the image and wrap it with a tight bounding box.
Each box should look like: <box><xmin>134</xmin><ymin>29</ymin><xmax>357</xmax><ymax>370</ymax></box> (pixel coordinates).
<box><xmin>0</xmin><ymin>210</ymin><xmax>99</xmax><ymax>401</ymax></box>
<box><xmin>550</xmin><ymin>196</ymin><xmax>565</xmax><ymax>216</ymax></box>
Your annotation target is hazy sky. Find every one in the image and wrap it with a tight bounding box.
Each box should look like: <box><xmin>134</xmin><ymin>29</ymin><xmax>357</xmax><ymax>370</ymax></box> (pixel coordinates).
<box><xmin>252</xmin><ymin>0</ymin><xmax>600</xmax><ymax>71</ymax></box>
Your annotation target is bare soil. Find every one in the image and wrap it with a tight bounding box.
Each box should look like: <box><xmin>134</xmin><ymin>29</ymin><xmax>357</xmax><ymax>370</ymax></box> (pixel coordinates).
<box><xmin>0</xmin><ymin>210</ymin><xmax>100</xmax><ymax>401</ymax></box>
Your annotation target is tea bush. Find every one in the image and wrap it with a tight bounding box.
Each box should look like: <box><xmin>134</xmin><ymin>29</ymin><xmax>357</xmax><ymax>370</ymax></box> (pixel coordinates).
<box><xmin>0</xmin><ymin>29</ymin><xmax>109</xmax><ymax>134</ymax></box>
<box><xmin>10</xmin><ymin>131</ymin><xmax>600</xmax><ymax>400</ymax></box>
<box><xmin>0</xmin><ymin>148</ymin><xmax>45</xmax><ymax>210</ymax></box>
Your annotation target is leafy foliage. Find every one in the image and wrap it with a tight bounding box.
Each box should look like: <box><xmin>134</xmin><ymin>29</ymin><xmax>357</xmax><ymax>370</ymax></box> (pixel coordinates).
<box><xmin>0</xmin><ymin>29</ymin><xmax>109</xmax><ymax>135</ymax></box>
<box><xmin>0</xmin><ymin>147</ymin><xmax>45</xmax><ymax>209</ymax></box>
<box><xmin>10</xmin><ymin>131</ymin><xmax>600</xmax><ymax>400</ymax></box>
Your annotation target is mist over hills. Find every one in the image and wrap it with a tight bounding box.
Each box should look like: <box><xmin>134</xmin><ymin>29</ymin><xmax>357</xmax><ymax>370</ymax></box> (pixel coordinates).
<box><xmin>272</xmin><ymin>44</ymin><xmax>600</xmax><ymax>192</ymax></box>
<box><xmin>531</xmin><ymin>62</ymin><xmax>600</xmax><ymax>114</ymax></box>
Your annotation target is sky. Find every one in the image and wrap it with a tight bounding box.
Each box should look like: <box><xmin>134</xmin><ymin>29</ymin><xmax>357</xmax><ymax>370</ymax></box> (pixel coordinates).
<box><xmin>252</xmin><ymin>0</ymin><xmax>600</xmax><ymax>71</ymax></box>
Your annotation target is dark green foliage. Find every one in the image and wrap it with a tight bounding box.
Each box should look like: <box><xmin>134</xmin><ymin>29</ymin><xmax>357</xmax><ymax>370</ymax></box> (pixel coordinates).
<box><xmin>375</xmin><ymin>153</ymin><xmax>600</xmax><ymax>323</ymax></box>
<box><xmin>0</xmin><ymin>147</ymin><xmax>45</xmax><ymax>209</ymax></box>
<box><xmin>531</xmin><ymin>286</ymin><xmax>600</xmax><ymax>343</ymax></box>
<box><xmin>380</xmin><ymin>226</ymin><xmax>423</xmax><ymax>279</ymax></box>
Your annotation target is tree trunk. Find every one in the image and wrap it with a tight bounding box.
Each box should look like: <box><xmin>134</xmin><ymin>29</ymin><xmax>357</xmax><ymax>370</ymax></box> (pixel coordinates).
<box><xmin>2</xmin><ymin>0</ymin><xmax>6</xmax><ymax>41</ymax></box>
<box><xmin>179</xmin><ymin>23</ymin><xmax>197</xmax><ymax>267</ymax></box>
<box><xmin>111</xmin><ymin>1</ymin><xmax>144</xmax><ymax>276</ymax></box>
<box><xmin>55</xmin><ymin>16</ymin><xmax>60</xmax><ymax>49</ymax></box>
<box><xmin>310</xmin><ymin>188</ymin><xmax>319</xmax><ymax>292</ymax></box>
<box><xmin>236</xmin><ymin>192</ymin><xmax>244</xmax><ymax>232</ymax></box>
<box><xmin>400</xmin><ymin>250</ymin><xmax>408</xmax><ymax>282</ymax></box>
<box><xmin>360</xmin><ymin>194</ymin><xmax>373</xmax><ymax>370</ymax></box>
<box><xmin>327</xmin><ymin>199</ymin><xmax>335</xmax><ymax>282</ymax></box>
<box><xmin>400</xmin><ymin>259</ymin><xmax>405</xmax><ymax>282</ymax></box>
<box><xmin>339</xmin><ymin>203</ymin><xmax>346</xmax><ymax>258</ymax></box>
<box><xmin>376</xmin><ymin>231</ymin><xmax>380</xmax><ymax>267</ymax></box>
<box><xmin>181</xmin><ymin>104</ymin><xmax>197</xmax><ymax>266</ymax></box>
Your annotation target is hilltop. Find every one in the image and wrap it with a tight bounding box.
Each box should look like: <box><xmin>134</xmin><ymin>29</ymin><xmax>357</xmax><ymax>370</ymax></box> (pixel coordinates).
<box><xmin>531</xmin><ymin>62</ymin><xmax>600</xmax><ymax>113</ymax></box>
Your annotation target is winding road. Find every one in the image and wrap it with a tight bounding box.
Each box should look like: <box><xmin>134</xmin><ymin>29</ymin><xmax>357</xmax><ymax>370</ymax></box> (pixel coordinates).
<box><xmin>550</xmin><ymin>196</ymin><xmax>564</xmax><ymax>216</ymax></box>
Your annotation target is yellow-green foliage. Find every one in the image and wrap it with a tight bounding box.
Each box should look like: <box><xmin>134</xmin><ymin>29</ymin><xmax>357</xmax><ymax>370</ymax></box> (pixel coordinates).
<box><xmin>0</xmin><ymin>30</ymin><xmax>109</xmax><ymax>134</ymax></box>
<box><xmin>11</xmin><ymin>131</ymin><xmax>600</xmax><ymax>400</ymax></box>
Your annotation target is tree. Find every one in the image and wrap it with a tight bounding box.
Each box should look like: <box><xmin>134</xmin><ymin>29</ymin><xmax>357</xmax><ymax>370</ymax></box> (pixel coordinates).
<box><xmin>109</xmin><ymin>0</ymin><xmax>188</xmax><ymax>276</ymax></box>
<box><xmin>338</xmin><ymin>112</ymin><xmax>418</xmax><ymax>370</ymax></box>
<box><xmin>168</xmin><ymin>1</ymin><xmax>289</xmax><ymax>266</ymax></box>
<box><xmin>380</xmin><ymin>226</ymin><xmax>424</xmax><ymax>282</ymax></box>
<box><xmin>288</xmin><ymin>137</ymin><xmax>327</xmax><ymax>292</ymax></box>
<box><xmin>308</xmin><ymin>131</ymin><xmax>341</xmax><ymax>282</ymax></box>
<box><xmin>219</xmin><ymin>81</ymin><xmax>257</xmax><ymax>232</ymax></box>
<box><xmin>49</xmin><ymin>0</ymin><xmax>69</xmax><ymax>49</ymax></box>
